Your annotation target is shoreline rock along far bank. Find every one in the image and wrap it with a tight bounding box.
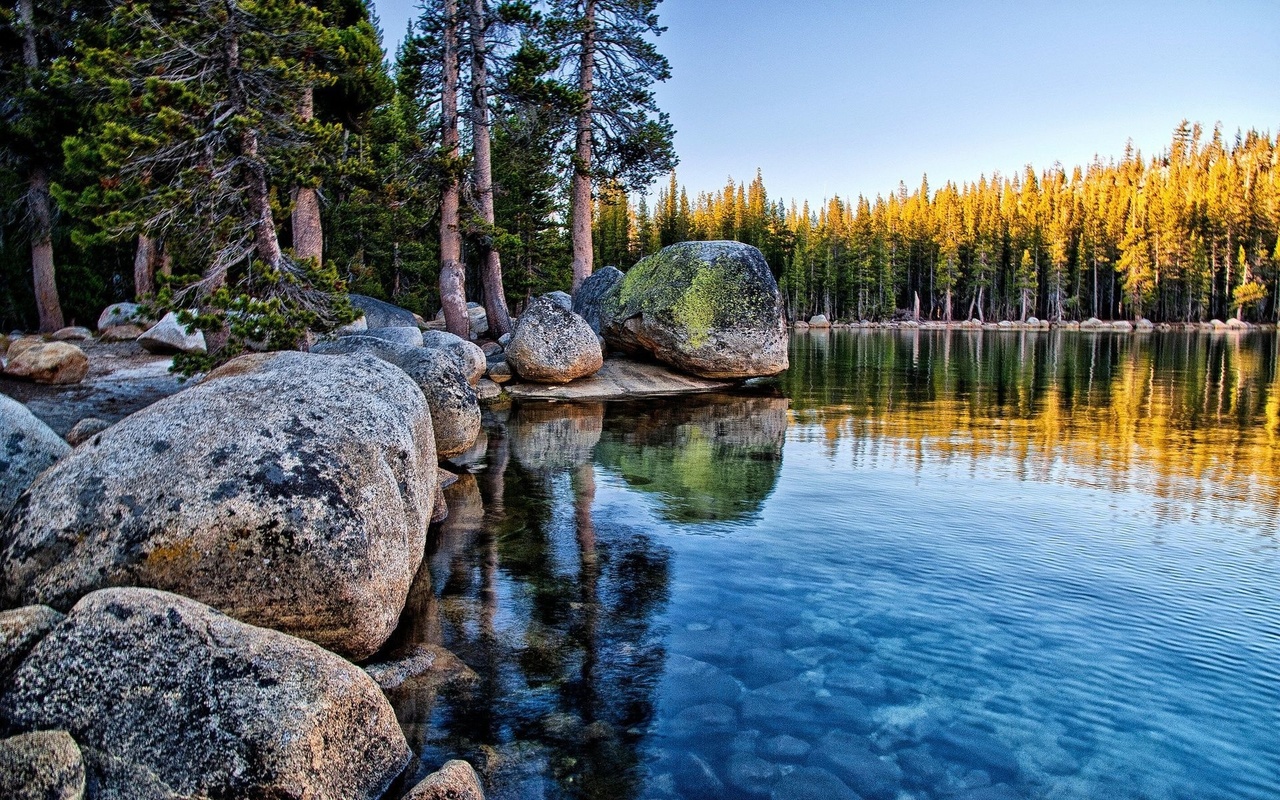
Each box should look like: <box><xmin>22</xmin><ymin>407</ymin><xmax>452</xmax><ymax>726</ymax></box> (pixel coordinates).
<box><xmin>0</xmin><ymin>351</ymin><xmax>438</xmax><ymax>661</ymax></box>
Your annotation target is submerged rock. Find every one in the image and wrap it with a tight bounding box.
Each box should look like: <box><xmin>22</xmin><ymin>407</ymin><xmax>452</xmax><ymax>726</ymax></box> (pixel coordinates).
<box><xmin>0</xmin><ymin>351</ymin><xmax>437</xmax><ymax>661</ymax></box>
<box><xmin>313</xmin><ymin>335</ymin><xmax>480</xmax><ymax>458</ymax></box>
<box><xmin>0</xmin><ymin>587</ymin><xmax>409</xmax><ymax>800</ymax></box>
<box><xmin>136</xmin><ymin>312</ymin><xmax>207</xmax><ymax>354</ymax></box>
<box><xmin>0</xmin><ymin>394</ymin><xmax>70</xmax><ymax>514</ymax></box>
<box><xmin>506</xmin><ymin>297</ymin><xmax>603</xmax><ymax>384</ymax></box>
<box><xmin>769</xmin><ymin>766</ymin><xmax>859</xmax><ymax>800</ymax></box>
<box><xmin>0</xmin><ymin>730</ymin><xmax>85</xmax><ymax>800</ymax></box>
<box><xmin>4</xmin><ymin>341</ymin><xmax>90</xmax><ymax>384</ymax></box>
<box><xmin>598</xmin><ymin>241</ymin><xmax>788</xmax><ymax>379</ymax></box>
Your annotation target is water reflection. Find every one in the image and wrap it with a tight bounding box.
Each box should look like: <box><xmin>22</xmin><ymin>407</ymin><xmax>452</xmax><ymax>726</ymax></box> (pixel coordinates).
<box><xmin>783</xmin><ymin>328</ymin><xmax>1280</xmax><ymax>530</ymax></box>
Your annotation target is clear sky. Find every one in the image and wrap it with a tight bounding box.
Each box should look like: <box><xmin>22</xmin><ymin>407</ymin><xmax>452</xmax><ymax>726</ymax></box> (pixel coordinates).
<box><xmin>374</xmin><ymin>0</ymin><xmax>1279</xmax><ymax>205</ymax></box>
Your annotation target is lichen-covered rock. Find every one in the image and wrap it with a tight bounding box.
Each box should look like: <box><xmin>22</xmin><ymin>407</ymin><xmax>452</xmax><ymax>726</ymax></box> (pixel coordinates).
<box><xmin>64</xmin><ymin>417</ymin><xmax>112</xmax><ymax>446</ymax></box>
<box><xmin>360</xmin><ymin>326</ymin><xmax>424</xmax><ymax>348</ymax></box>
<box><xmin>349</xmin><ymin>293</ymin><xmax>420</xmax><ymax>329</ymax></box>
<box><xmin>0</xmin><ymin>351</ymin><xmax>437</xmax><ymax>660</ymax></box>
<box><xmin>422</xmin><ymin>330</ymin><xmax>486</xmax><ymax>386</ymax></box>
<box><xmin>0</xmin><ymin>604</ymin><xmax>63</xmax><ymax>684</ymax></box>
<box><xmin>403</xmin><ymin>760</ymin><xmax>485</xmax><ymax>800</ymax></box>
<box><xmin>4</xmin><ymin>342</ymin><xmax>90</xmax><ymax>384</ymax></box>
<box><xmin>96</xmin><ymin>302</ymin><xmax>146</xmax><ymax>332</ymax></box>
<box><xmin>0</xmin><ymin>730</ymin><xmax>85</xmax><ymax>800</ymax></box>
<box><xmin>135</xmin><ymin>312</ymin><xmax>207</xmax><ymax>355</ymax></box>
<box><xmin>0</xmin><ymin>394</ymin><xmax>70</xmax><ymax>514</ymax></box>
<box><xmin>312</xmin><ymin>336</ymin><xmax>479</xmax><ymax>458</ymax></box>
<box><xmin>0</xmin><ymin>588</ymin><xmax>409</xmax><ymax>800</ymax></box>
<box><xmin>506</xmin><ymin>297</ymin><xmax>603</xmax><ymax>384</ymax></box>
<box><xmin>51</xmin><ymin>326</ymin><xmax>93</xmax><ymax>341</ymax></box>
<box><xmin>572</xmin><ymin>266</ymin><xmax>624</xmax><ymax>334</ymax></box>
<box><xmin>599</xmin><ymin>241</ymin><xmax>788</xmax><ymax>379</ymax></box>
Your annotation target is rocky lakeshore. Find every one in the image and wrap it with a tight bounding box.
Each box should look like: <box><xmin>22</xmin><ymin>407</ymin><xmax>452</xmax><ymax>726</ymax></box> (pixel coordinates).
<box><xmin>0</xmin><ymin>241</ymin><xmax>789</xmax><ymax>799</ymax></box>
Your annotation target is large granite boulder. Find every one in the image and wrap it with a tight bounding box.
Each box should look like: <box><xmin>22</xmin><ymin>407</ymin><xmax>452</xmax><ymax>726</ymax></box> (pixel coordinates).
<box><xmin>422</xmin><ymin>330</ymin><xmax>486</xmax><ymax>386</ymax></box>
<box><xmin>349</xmin><ymin>293</ymin><xmax>420</xmax><ymax>329</ymax></box>
<box><xmin>4</xmin><ymin>341</ymin><xmax>90</xmax><ymax>384</ymax></box>
<box><xmin>0</xmin><ymin>351</ymin><xmax>437</xmax><ymax>660</ymax></box>
<box><xmin>313</xmin><ymin>336</ymin><xmax>480</xmax><ymax>459</ymax></box>
<box><xmin>598</xmin><ymin>241</ymin><xmax>788</xmax><ymax>378</ymax></box>
<box><xmin>0</xmin><ymin>588</ymin><xmax>409</xmax><ymax>800</ymax></box>
<box><xmin>572</xmin><ymin>266</ymin><xmax>624</xmax><ymax>334</ymax></box>
<box><xmin>0</xmin><ymin>604</ymin><xmax>63</xmax><ymax>684</ymax></box>
<box><xmin>136</xmin><ymin>312</ymin><xmax>207</xmax><ymax>354</ymax></box>
<box><xmin>0</xmin><ymin>730</ymin><xmax>85</xmax><ymax>800</ymax></box>
<box><xmin>506</xmin><ymin>297</ymin><xmax>603</xmax><ymax>384</ymax></box>
<box><xmin>0</xmin><ymin>394</ymin><xmax>70</xmax><ymax>514</ymax></box>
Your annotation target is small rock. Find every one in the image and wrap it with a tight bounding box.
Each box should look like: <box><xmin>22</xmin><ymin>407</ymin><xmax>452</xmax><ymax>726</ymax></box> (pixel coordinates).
<box><xmin>136</xmin><ymin>312</ymin><xmax>206</xmax><ymax>354</ymax></box>
<box><xmin>0</xmin><ymin>730</ymin><xmax>85</xmax><ymax>800</ymax></box>
<box><xmin>497</xmin><ymin>332</ymin><xmax>512</xmax><ymax>347</ymax></box>
<box><xmin>506</xmin><ymin>297</ymin><xmax>603</xmax><ymax>384</ymax></box>
<box><xmin>363</xmin><ymin>643</ymin><xmax>478</xmax><ymax>693</ymax></box>
<box><xmin>333</xmin><ymin>314</ymin><xmax>368</xmax><ymax>335</ymax></box>
<box><xmin>487</xmin><ymin>361</ymin><xmax>512</xmax><ymax>384</ymax></box>
<box><xmin>96</xmin><ymin>302</ymin><xmax>146</xmax><ymax>331</ymax></box>
<box><xmin>359</xmin><ymin>326</ymin><xmax>424</xmax><ymax>348</ymax></box>
<box><xmin>807</xmin><ymin>729</ymin><xmax>901</xmax><ymax>799</ymax></box>
<box><xmin>434</xmin><ymin>302</ymin><xmax>489</xmax><ymax>338</ymax></box>
<box><xmin>475</xmin><ymin>378</ymin><xmax>502</xmax><ymax>401</ymax></box>
<box><xmin>660</xmin><ymin>654</ymin><xmax>745</xmax><ymax>709</ymax></box>
<box><xmin>769</xmin><ymin>766</ymin><xmax>858</xmax><ymax>800</ymax></box>
<box><xmin>51</xmin><ymin>326</ymin><xmax>93</xmax><ymax>341</ymax></box>
<box><xmin>666</xmin><ymin>702</ymin><xmax>738</xmax><ymax>738</ymax></box>
<box><xmin>807</xmin><ymin>314</ymin><xmax>830</xmax><ymax>328</ymax></box>
<box><xmin>64</xmin><ymin>417</ymin><xmax>111</xmax><ymax>446</ymax></box>
<box><xmin>98</xmin><ymin>324</ymin><xmax>145</xmax><ymax>342</ymax></box>
<box><xmin>4</xmin><ymin>342</ymin><xmax>89</xmax><ymax>384</ymax></box>
<box><xmin>1025</xmin><ymin>316</ymin><xmax>1040</xmax><ymax>325</ymax></box>
<box><xmin>480</xmin><ymin>340</ymin><xmax>503</xmax><ymax>356</ymax></box>
<box><xmin>403</xmin><ymin>759</ymin><xmax>485</xmax><ymax>800</ymax></box>
<box><xmin>0</xmin><ymin>394</ymin><xmax>70</xmax><ymax>514</ymax></box>
<box><xmin>0</xmin><ymin>605</ymin><xmax>64</xmax><ymax>684</ymax></box>
<box><xmin>1111</xmin><ymin>319</ymin><xmax>1134</xmax><ymax>331</ymax></box>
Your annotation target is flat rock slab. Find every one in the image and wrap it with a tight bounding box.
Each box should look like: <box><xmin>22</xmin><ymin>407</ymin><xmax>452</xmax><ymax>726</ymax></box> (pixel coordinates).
<box><xmin>504</xmin><ymin>357</ymin><xmax>735</xmax><ymax>401</ymax></box>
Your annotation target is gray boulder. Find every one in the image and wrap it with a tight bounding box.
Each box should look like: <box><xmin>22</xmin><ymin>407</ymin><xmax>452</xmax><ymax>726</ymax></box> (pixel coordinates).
<box><xmin>0</xmin><ymin>588</ymin><xmax>409</xmax><ymax>800</ymax></box>
<box><xmin>360</xmin><ymin>326</ymin><xmax>424</xmax><ymax>348</ymax></box>
<box><xmin>598</xmin><ymin>241</ymin><xmax>788</xmax><ymax>379</ymax></box>
<box><xmin>572</xmin><ymin>266</ymin><xmax>624</xmax><ymax>334</ymax></box>
<box><xmin>0</xmin><ymin>730</ymin><xmax>85</xmax><ymax>800</ymax></box>
<box><xmin>403</xmin><ymin>759</ymin><xmax>485</xmax><ymax>800</ymax></box>
<box><xmin>543</xmin><ymin>290</ymin><xmax>573</xmax><ymax>311</ymax></box>
<box><xmin>422</xmin><ymin>330</ymin><xmax>487</xmax><ymax>385</ymax></box>
<box><xmin>0</xmin><ymin>393</ymin><xmax>70</xmax><ymax>514</ymax></box>
<box><xmin>349</xmin><ymin>294</ymin><xmax>420</xmax><ymax>329</ymax></box>
<box><xmin>0</xmin><ymin>604</ymin><xmax>63</xmax><ymax>684</ymax></box>
<box><xmin>96</xmin><ymin>302</ymin><xmax>146</xmax><ymax>332</ymax></box>
<box><xmin>136</xmin><ymin>312</ymin><xmax>207</xmax><ymax>354</ymax></box>
<box><xmin>313</xmin><ymin>336</ymin><xmax>480</xmax><ymax>458</ymax></box>
<box><xmin>506</xmin><ymin>297</ymin><xmax>603</xmax><ymax>384</ymax></box>
<box><xmin>0</xmin><ymin>351</ymin><xmax>437</xmax><ymax>661</ymax></box>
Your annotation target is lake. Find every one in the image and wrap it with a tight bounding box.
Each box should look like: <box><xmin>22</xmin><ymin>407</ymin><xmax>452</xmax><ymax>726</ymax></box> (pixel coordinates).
<box><xmin>389</xmin><ymin>329</ymin><xmax>1280</xmax><ymax>800</ymax></box>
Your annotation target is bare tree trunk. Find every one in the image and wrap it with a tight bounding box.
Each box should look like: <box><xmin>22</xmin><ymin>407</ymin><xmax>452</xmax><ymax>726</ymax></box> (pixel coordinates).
<box><xmin>19</xmin><ymin>0</ymin><xmax>63</xmax><ymax>332</ymax></box>
<box><xmin>133</xmin><ymin>235</ymin><xmax>161</xmax><ymax>299</ymax></box>
<box><xmin>27</xmin><ymin>168</ymin><xmax>64</xmax><ymax>332</ymax></box>
<box><xmin>468</xmin><ymin>0</ymin><xmax>513</xmax><ymax>336</ymax></box>
<box><xmin>569</xmin><ymin>0</ymin><xmax>596</xmax><ymax>292</ymax></box>
<box><xmin>439</xmin><ymin>0</ymin><xmax>468</xmax><ymax>338</ymax></box>
<box><xmin>291</xmin><ymin>86</ymin><xmax>323</xmax><ymax>265</ymax></box>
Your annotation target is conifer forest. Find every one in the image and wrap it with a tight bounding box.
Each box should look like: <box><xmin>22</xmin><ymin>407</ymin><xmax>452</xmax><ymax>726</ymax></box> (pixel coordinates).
<box><xmin>2</xmin><ymin>0</ymin><xmax>1277</xmax><ymax>342</ymax></box>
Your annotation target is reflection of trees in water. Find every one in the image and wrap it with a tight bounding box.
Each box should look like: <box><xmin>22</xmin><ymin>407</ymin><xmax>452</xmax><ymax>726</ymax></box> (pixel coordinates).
<box><xmin>783</xmin><ymin>329</ymin><xmax>1280</xmax><ymax>527</ymax></box>
<box><xmin>594</xmin><ymin>393</ymin><xmax>790</xmax><ymax>523</ymax></box>
<box><xmin>398</xmin><ymin>404</ymin><xmax>673</xmax><ymax>799</ymax></box>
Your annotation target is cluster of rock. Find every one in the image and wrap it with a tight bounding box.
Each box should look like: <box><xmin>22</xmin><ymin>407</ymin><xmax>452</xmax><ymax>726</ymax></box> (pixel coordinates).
<box><xmin>0</xmin><ymin>345</ymin><xmax>488</xmax><ymax>798</ymax></box>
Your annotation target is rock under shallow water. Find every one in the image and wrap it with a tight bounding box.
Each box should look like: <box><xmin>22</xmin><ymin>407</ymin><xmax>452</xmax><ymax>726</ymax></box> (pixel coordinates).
<box><xmin>0</xmin><ymin>393</ymin><xmax>70</xmax><ymax>514</ymax></box>
<box><xmin>0</xmin><ymin>587</ymin><xmax>409</xmax><ymax>800</ymax></box>
<box><xmin>807</xmin><ymin>729</ymin><xmax>901</xmax><ymax>800</ymax></box>
<box><xmin>0</xmin><ymin>351</ymin><xmax>437</xmax><ymax>660</ymax></box>
<box><xmin>597</xmin><ymin>241</ymin><xmax>788</xmax><ymax>379</ymax></box>
<box><xmin>0</xmin><ymin>730</ymin><xmax>85</xmax><ymax>800</ymax></box>
<box><xmin>769</xmin><ymin>766</ymin><xmax>859</xmax><ymax>800</ymax></box>
<box><xmin>4</xmin><ymin>342</ymin><xmax>90</xmax><ymax>384</ymax></box>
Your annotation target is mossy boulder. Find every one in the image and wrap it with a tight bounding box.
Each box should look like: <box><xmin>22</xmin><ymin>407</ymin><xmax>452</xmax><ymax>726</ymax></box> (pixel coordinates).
<box><xmin>597</xmin><ymin>241</ymin><xmax>788</xmax><ymax>379</ymax></box>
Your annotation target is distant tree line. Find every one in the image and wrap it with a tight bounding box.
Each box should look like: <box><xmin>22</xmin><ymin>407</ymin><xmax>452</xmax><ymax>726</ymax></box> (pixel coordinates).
<box><xmin>0</xmin><ymin>0</ymin><xmax>674</xmax><ymax>362</ymax></box>
<box><xmin>597</xmin><ymin>123</ymin><xmax>1280</xmax><ymax>323</ymax></box>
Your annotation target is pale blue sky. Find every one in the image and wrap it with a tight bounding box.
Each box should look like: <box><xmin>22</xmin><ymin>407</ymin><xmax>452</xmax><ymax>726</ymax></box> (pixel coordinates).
<box><xmin>375</xmin><ymin>0</ymin><xmax>1279</xmax><ymax>204</ymax></box>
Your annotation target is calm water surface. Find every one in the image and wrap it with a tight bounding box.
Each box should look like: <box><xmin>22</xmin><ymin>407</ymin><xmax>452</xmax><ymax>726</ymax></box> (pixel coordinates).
<box><xmin>389</xmin><ymin>330</ymin><xmax>1280</xmax><ymax>800</ymax></box>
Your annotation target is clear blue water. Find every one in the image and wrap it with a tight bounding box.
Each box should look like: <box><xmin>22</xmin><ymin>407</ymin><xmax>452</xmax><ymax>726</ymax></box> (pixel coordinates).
<box><xmin>391</xmin><ymin>330</ymin><xmax>1280</xmax><ymax>800</ymax></box>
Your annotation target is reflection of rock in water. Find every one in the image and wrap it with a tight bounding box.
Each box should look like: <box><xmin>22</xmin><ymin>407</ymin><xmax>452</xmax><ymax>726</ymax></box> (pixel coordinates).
<box><xmin>596</xmin><ymin>392</ymin><xmax>789</xmax><ymax>522</ymax></box>
<box><xmin>508</xmin><ymin>401</ymin><xmax>604</xmax><ymax>472</ymax></box>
